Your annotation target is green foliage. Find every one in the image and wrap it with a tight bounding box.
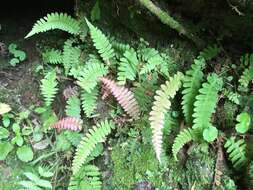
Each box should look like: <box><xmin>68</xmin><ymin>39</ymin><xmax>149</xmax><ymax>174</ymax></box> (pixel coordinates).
<box><xmin>42</xmin><ymin>48</ymin><xmax>63</xmax><ymax>64</ymax></box>
<box><xmin>199</xmin><ymin>44</ymin><xmax>220</xmax><ymax>61</ymax></box>
<box><xmin>202</xmin><ymin>125</ymin><xmax>218</xmax><ymax>142</ymax></box>
<box><xmin>239</xmin><ymin>53</ymin><xmax>253</xmax><ymax>88</ymax></box>
<box><xmin>81</xmin><ymin>88</ymin><xmax>98</xmax><ymax>118</ymax></box>
<box><xmin>40</xmin><ymin>70</ymin><xmax>58</xmax><ymax>106</ymax></box>
<box><xmin>224</xmin><ymin>137</ymin><xmax>248</xmax><ymax>169</ymax></box>
<box><xmin>224</xmin><ymin>90</ymin><xmax>240</xmax><ymax>105</ymax></box>
<box><xmin>181</xmin><ymin>57</ymin><xmax>205</xmax><ymax>124</ymax></box>
<box><xmin>8</xmin><ymin>43</ymin><xmax>26</xmax><ymax>66</ymax></box>
<box><xmin>72</xmin><ymin>120</ymin><xmax>115</xmax><ymax>175</ymax></box>
<box><xmin>68</xmin><ymin>164</ymin><xmax>102</xmax><ymax>190</ymax></box>
<box><xmin>65</xmin><ymin>96</ymin><xmax>81</xmax><ymax>118</ymax></box>
<box><xmin>90</xmin><ymin>0</ymin><xmax>101</xmax><ymax>22</ymax></box>
<box><xmin>149</xmin><ymin>72</ymin><xmax>184</xmax><ymax>162</ymax></box>
<box><xmin>16</xmin><ymin>145</ymin><xmax>34</xmax><ymax>162</ymax></box>
<box><xmin>192</xmin><ymin>74</ymin><xmax>223</xmax><ymax>135</ymax></box>
<box><xmin>172</xmin><ymin>128</ymin><xmax>194</xmax><ymax>161</ymax></box>
<box><xmin>0</xmin><ymin>141</ymin><xmax>13</xmax><ymax>160</ymax></box>
<box><xmin>85</xmin><ymin>19</ymin><xmax>115</xmax><ymax>61</ymax></box>
<box><xmin>235</xmin><ymin>112</ymin><xmax>251</xmax><ymax>134</ymax></box>
<box><xmin>25</xmin><ymin>12</ymin><xmax>81</xmax><ymax>38</ymax></box>
<box><xmin>77</xmin><ymin>60</ymin><xmax>108</xmax><ymax>93</ymax></box>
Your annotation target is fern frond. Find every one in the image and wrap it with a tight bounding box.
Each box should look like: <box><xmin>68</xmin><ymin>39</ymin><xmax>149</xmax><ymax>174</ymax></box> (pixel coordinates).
<box><xmin>68</xmin><ymin>164</ymin><xmax>102</xmax><ymax>190</ymax></box>
<box><xmin>224</xmin><ymin>137</ymin><xmax>248</xmax><ymax>169</ymax></box>
<box><xmin>77</xmin><ymin>61</ymin><xmax>108</xmax><ymax>93</ymax></box>
<box><xmin>139</xmin><ymin>48</ymin><xmax>165</xmax><ymax>75</ymax></box>
<box><xmin>99</xmin><ymin>77</ymin><xmax>140</xmax><ymax>120</ymax></box>
<box><xmin>81</xmin><ymin>88</ymin><xmax>98</xmax><ymax>118</ymax></box>
<box><xmin>85</xmin><ymin>19</ymin><xmax>115</xmax><ymax>62</ymax></box>
<box><xmin>52</xmin><ymin>117</ymin><xmax>83</xmax><ymax>131</ymax></box>
<box><xmin>239</xmin><ymin>53</ymin><xmax>253</xmax><ymax>88</ymax></box>
<box><xmin>199</xmin><ymin>44</ymin><xmax>220</xmax><ymax>61</ymax></box>
<box><xmin>172</xmin><ymin>128</ymin><xmax>194</xmax><ymax>161</ymax></box>
<box><xmin>110</xmin><ymin>38</ymin><xmax>131</xmax><ymax>58</ymax></box>
<box><xmin>72</xmin><ymin>120</ymin><xmax>115</xmax><ymax>175</ymax></box>
<box><xmin>149</xmin><ymin>72</ymin><xmax>184</xmax><ymax>162</ymax></box>
<box><xmin>40</xmin><ymin>70</ymin><xmax>58</xmax><ymax>106</ymax></box>
<box><xmin>117</xmin><ymin>48</ymin><xmax>138</xmax><ymax>85</ymax></box>
<box><xmin>62</xmin><ymin>39</ymin><xmax>82</xmax><ymax>76</ymax></box>
<box><xmin>192</xmin><ymin>74</ymin><xmax>223</xmax><ymax>130</ymax></box>
<box><xmin>42</xmin><ymin>48</ymin><xmax>62</xmax><ymax>64</ymax></box>
<box><xmin>25</xmin><ymin>12</ymin><xmax>80</xmax><ymax>38</ymax></box>
<box><xmin>65</xmin><ymin>96</ymin><xmax>81</xmax><ymax>118</ymax></box>
<box><xmin>224</xmin><ymin>90</ymin><xmax>240</xmax><ymax>105</ymax></box>
<box><xmin>182</xmin><ymin>57</ymin><xmax>205</xmax><ymax>124</ymax></box>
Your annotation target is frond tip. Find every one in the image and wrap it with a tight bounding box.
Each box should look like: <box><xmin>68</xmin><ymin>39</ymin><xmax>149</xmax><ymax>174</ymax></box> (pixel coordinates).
<box><xmin>52</xmin><ymin>117</ymin><xmax>83</xmax><ymax>131</ymax></box>
<box><xmin>149</xmin><ymin>72</ymin><xmax>184</xmax><ymax>162</ymax></box>
<box><xmin>99</xmin><ymin>77</ymin><xmax>140</xmax><ymax>120</ymax></box>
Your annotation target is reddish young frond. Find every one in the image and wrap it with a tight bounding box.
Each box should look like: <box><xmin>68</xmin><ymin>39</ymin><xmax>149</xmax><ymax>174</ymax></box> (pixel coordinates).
<box><xmin>99</xmin><ymin>77</ymin><xmax>140</xmax><ymax>120</ymax></box>
<box><xmin>52</xmin><ymin>117</ymin><xmax>83</xmax><ymax>131</ymax></box>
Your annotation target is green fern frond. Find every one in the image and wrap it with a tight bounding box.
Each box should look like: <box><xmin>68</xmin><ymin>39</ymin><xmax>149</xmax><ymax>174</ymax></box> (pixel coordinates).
<box><xmin>139</xmin><ymin>48</ymin><xmax>165</xmax><ymax>75</ymax></box>
<box><xmin>81</xmin><ymin>88</ymin><xmax>98</xmax><ymax>118</ymax></box>
<box><xmin>25</xmin><ymin>12</ymin><xmax>80</xmax><ymax>38</ymax></box>
<box><xmin>182</xmin><ymin>57</ymin><xmax>205</xmax><ymax>124</ymax></box>
<box><xmin>40</xmin><ymin>70</ymin><xmax>58</xmax><ymax>106</ymax></box>
<box><xmin>110</xmin><ymin>38</ymin><xmax>131</xmax><ymax>58</ymax></box>
<box><xmin>199</xmin><ymin>44</ymin><xmax>220</xmax><ymax>61</ymax></box>
<box><xmin>72</xmin><ymin>120</ymin><xmax>115</xmax><ymax>175</ymax></box>
<box><xmin>224</xmin><ymin>90</ymin><xmax>240</xmax><ymax>105</ymax></box>
<box><xmin>77</xmin><ymin>60</ymin><xmax>108</xmax><ymax>93</ymax></box>
<box><xmin>172</xmin><ymin>128</ymin><xmax>194</xmax><ymax>161</ymax></box>
<box><xmin>149</xmin><ymin>72</ymin><xmax>184</xmax><ymax>162</ymax></box>
<box><xmin>68</xmin><ymin>164</ymin><xmax>102</xmax><ymax>190</ymax></box>
<box><xmin>117</xmin><ymin>48</ymin><xmax>138</xmax><ymax>85</ymax></box>
<box><xmin>85</xmin><ymin>19</ymin><xmax>115</xmax><ymax>62</ymax></box>
<box><xmin>65</xmin><ymin>96</ymin><xmax>81</xmax><ymax>118</ymax></box>
<box><xmin>239</xmin><ymin>53</ymin><xmax>253</xmax><ymax>88</ymax></box>
<box><xmin>42</xmin><ymin>48</ymin><xmax>63</xmax><ymax>64</ymax></box>
<box><xmin>63</xmin><ymin>39</ymin><xmax>82</xmax><ymax>76</ymax></box>
<box><xmin>192</xmin><ymin>74</ymin><xmax>223</xmax><ymax>130</ymax></box>
<box><xmin>224</xmin><ymin>137</ymin><xmax>248</xmax><ymax>169</ymax></box>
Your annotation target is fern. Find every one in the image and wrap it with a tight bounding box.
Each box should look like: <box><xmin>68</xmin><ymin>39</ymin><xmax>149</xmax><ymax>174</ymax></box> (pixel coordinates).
<box><xmin>52</xmin><ymin>117</ymin><xmax>83</xmax><ymax>131</ymax></box>
<box><xmin>139</xmin><ymin>48</ymin><xmax>165</xmax><ymax>75</ymax></box>
<box><xmin>25</xmin><ymin>12</ymin><xmax>80</xmax><ymax>38</ymax></box>
<box><xmin>40</xmin><ymin>70</ymin><xmax>58</xmax><ymax>106</ymax></box>
<box><xmin>72</xmin><ymin>120</ymin><xmax>115</xmax><ymax>175</ymax></box>
<box><xmin>117</xmin><ymin>48</ymin><xmax>138</xmax><ymax>85</ymax></box>
<box><xmin>65</xmin><ymin>96</ymin><xmax>81</xmax><ymax>118</ymax></box>
<box><xmin>42</xmin><ymin>48</ymin><xmax>63</xmax><ymax>64</ymax></box>
<box><xmin>224</xmin><ymin>90</ymin><xmax>240</xmax><ymax>105</ymax></box>
<box><xmin>199</xmin><ymin>44</ymin><xmax>220</xmax><ymax>61</ymax></box>
<box><xmin>110</xmin><ymin>38</ymin><xmax>131</xmax><ymax>58</ymax></box>
<box><xmin>100</xmin><ymin>77</ymin><xmax>140</xmax><ymax>120</ymax></box>
<box><xmin>85</xmin><ymin>19</ymin><xmax>115</xmax><ymax>62</ymax></box>
<box><xmin>149</xmin><ymin>72</ymin><xmax>184</xmax><ymax>162</ymax></box>
<box><xmin>239</xmin><ymin>53</ymin><xmax>253</xmax><ymax>88</ymax></box>
<box><xmin>224</xmin><ymin>137</ymin><xmax>248</xmax><ymax>169</ymax></box>
<box><xmin>77</xmin><ymin>61</ymin><xmax>108</xmax><ymax>93</ymax></box>
<box><xmin>172</xmin><ymin>128</ymin><xmax>194</xmax><ymax>161</ymax></box>
<box><xmin>62</xmin><ymin>39</ymin><xmax>82</xmax><ymax>76</ymax></box>
<box><xmin>192</xmin><ymin>74</ymin><xmax>223</xmax><ymax>131</ymax></box>
<box><xmin>182</xmin><ymin>57</ymin><xmax>205</xmax><ymax>124</ymax></box>
<box><xmin>68</xmin><ymin>164</ymin><xmax>102</xmax><ymax>190</ymax></box>
<box><xmin>81</xmin><ymin>88</ymin><xmax>98</xmax><ymax>118</ymax></box>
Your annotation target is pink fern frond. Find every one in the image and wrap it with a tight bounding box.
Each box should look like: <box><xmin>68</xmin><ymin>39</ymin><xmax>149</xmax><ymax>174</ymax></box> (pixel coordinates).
<box><xmin>52</xmin><ymin>117</ymin><xmax>83</xmax><ymax>131</ymax></box>
<box><xmin>99</xmin><ymin>77</ymin><xmax>140</xmax><ymax>120</ymax></box>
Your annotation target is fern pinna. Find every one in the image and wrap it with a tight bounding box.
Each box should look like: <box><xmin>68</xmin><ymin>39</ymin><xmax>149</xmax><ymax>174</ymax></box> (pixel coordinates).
<box><xmin>192</xmin><ymin>74</ymin><xmax>223</xmax><ymax>133</ymax></box>
<box><xmin>25</xmin><ymin>12</ymin><xmax>81</xmax><ymax>38</ymax></box>
<box><xmin>72</xmin><ymin>120</ymin><xmax>115</xmax><ymax>175</ymax></box>
<box><xmin>68</xmin><ymin>164</ymin><xmax>102</xmax><ymax>190</ymax></box>
<box><xmin>52</xmin><ymin>117</ymin><xmax>83</xmax><ymax>131</ymax></box>
<box><xmin>239</xmin><ymin>53</ymin><xmax>253</xmax><ymax>88</ymax></box>
<box><xmin>42</xmin><ymin>48</ymin><xmax>63</xmax><ymax>65</ymax></box>
<box><xmin>181</xmin><ymin>57</ymin><xmax>205</xmax><ymax>124</ymax></box>
<box><xmin>224</xmin><ymin>137</ymin><xmax>248</xmax><ymax>169</ymax></box>
<box><xmin>81</xmin><ymin>88</ymin><xmax>98</xmax><ymax>118</ymax></box>
<box><xmin>65</xmin><ymin>96</ymin><xmax>81</xmax><ymax>118</ymax></box>
<box><xmin>99</xmin><ymin>77</ymin><xmax>140</xmax><ymax>120</ymax></box>
<box><xmin>149</xmin><ymin>72</ymin><xmax>184</xmax><ymax>162</ymax></box>
<box><xmin>40</xmin><ymin>70</ymin><xmax>59</xmax><ymax>106</ymax></box>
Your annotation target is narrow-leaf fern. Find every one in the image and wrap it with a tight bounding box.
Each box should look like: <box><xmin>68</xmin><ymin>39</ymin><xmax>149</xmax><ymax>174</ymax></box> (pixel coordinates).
<box><xmin>42</xmin><ymin>48</ymin><xmax>63</xmax><ymax>64</ymax></box>
<box><xmin>81</xmin><ymin>88</ymin><xmax>98</xmax><ymax>118</ymax></box>
<box><xmin>239</xmin><ymin>53</ymin><xmax>253</xmax><ymax>88</ymax></box>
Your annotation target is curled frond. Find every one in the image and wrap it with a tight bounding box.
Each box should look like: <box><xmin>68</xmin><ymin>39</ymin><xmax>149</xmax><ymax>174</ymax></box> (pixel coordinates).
<box><xmin>149</xmin><ymin>72</ymin><xmax>184</xmax><ymax>162</ymax></box>
<box><xmin>25</xmin><ymin>12</ymin><xmax>80</xmax><ymax>38</ymax></box>
<box><xmin>172</xmin><ymin>128</ymin><xmax>194</xmax><ymax>161</ymax></box>
<box><xmin>72</xmin><ymin>120</ymin><xmax>115</xmax><ymax>175</ymax></box>
<box><xmin>52</xmin><ymin>117</ymin><xmax>83</xmax><ymax>131</ymax></box>
<box><xmin>99</xmin><ymin>77</ymin><xmax>140</xmax><ymax>120</ymax></box>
